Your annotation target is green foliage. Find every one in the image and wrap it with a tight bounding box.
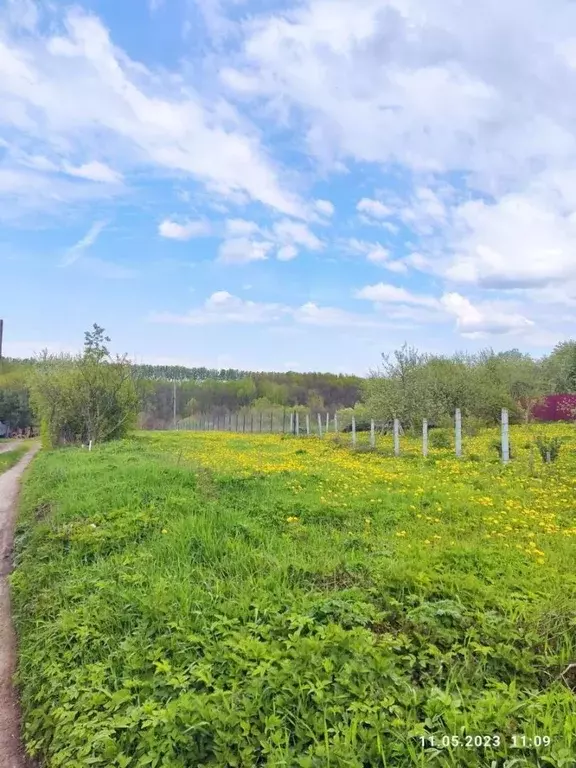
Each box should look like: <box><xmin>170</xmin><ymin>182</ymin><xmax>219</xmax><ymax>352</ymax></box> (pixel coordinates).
<box><xmin>13</xmin><ymin>434</ymin><xmax>576</xmax><ymax>766</ymax></box>
<box><xmin>29</xmin><ymin>325</ymin><xmax>138</xmax><ymax>447</ymax></box>
<box><xmin>429</xmin><ymin>428</ymin><xmax>452</xmax><ymax>449</ymax></box>
<box><xmin>0</xmin><ymin>387</ymin><xmax>33</xmax><ymax>429</ymax></box>
<box><xmin>535</xmin><ymin>436</ymin><xmax>564</xmax><ymax>463</ymax></box>
<box><xmin>364</xmin><ymin>345</ymin><xmax>548</xmax><ymax>428</ymax></box>
<box><xmin>0</xmin><ymin>444</ymin><xmax>29</xmax><ymax>473</ymax></box>
<box><xmin>491</xmin><ymin>439</ymin><xmax>514</xmax><ymax>460</ymax></box>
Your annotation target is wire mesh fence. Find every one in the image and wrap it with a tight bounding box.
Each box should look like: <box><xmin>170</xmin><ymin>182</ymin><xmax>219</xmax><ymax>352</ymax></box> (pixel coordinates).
<box><xmin>175</xmin><ymin>408</ymin><xmax>524</xmax><ymax>464</ymax></box>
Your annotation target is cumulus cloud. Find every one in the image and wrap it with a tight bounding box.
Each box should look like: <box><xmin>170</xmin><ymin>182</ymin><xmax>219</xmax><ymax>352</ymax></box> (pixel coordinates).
<box><xmin>315</xmin><ymin>199</ymin><xmax>335</xmax><ymax>217</ymax></box>
<box><xmin>159</xmin><ymin>219</ymin><xmax>211</xmax><ymax>240</ymax></box>
<box><xmin>151</xmin><ymin>291</ymin><xmax>387</xmax><ymax>328</ymax></box>
<box><xmin>346</xmin><ymin>240</ymin><xmax>408</xmax><ymax>272</ymax></box>
<box><xmin>220</xmin><ymin>0</ymin><xmax>576</xmax><ymax>309</ymax></box>
<box><xmin>356</xmin><ymin>282</ymin><xmax>441</xmax><ymax>308</ymax></box>
<box><xmin>357</xmin><ymin>198</ymin><xmax>392</xmax><ymax>220</ymax></box>
<box><xmin>441</xmin><ymin>292</ymin><xmax>534</xmax><ymax>337</ymax></box>
<box><xmin>151</xmin><ymin>291</ymin><xmax>288</xmax><ymax>324</ymax></box>
<box><xmin>277</xmin><ymin>244</ymin><xmax>298</xmax><ymax>261</ymax></box>
<box><xmin>217</xmin><ymin>238</ymin><xmax>272</xmax><ymax>264</ymax></box>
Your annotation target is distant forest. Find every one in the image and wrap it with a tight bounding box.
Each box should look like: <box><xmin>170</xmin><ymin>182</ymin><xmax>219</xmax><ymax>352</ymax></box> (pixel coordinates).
<box><xmin>1</xmin><ymin>337</ymin><xmax>576</xmax><ymax>432</ymax></box>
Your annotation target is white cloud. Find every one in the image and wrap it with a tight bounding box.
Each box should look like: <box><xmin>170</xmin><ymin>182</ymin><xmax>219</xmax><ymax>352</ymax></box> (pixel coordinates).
<box><xmin>221</xmin><ymin>0</ymin><xmax>576</xmax><ymax>309</ymax></box>
<box><xmin>441</xmin><ymin>292</ymin><xmax>534</xmax><ymax>337</ymax></box>
<box><xmin>218</xmin><ymin>237</ymin><xmax>272</xmax><ymax>264</ymax></box>
<box><xmin>151</xmin><ymin>291</ymin><xmax>289</xmax><ymax>325</ymax></box>
<box><xmin>356</xmin><ymin>282</ymin><xmax>440</xmax><ymax>309</ymax></box>
<box><xmin>63</xmin><ymin>161</ymin><xmax>123</xmax><ymax>184</ymax></box>
<box><xmin>159</xmin><ymin>219</ymin><xmax>211</xmax><ymax>241</ymax></box>
<box><xmin>277</xmin><ymin>244</ymin><xmax>298</xmax><ymax>261</ymax></box>
<box><xmin>293</xmin><ymin>302</ymin><xmax>385</xmax><ymax>328</ymax></box>
<box><xmin>273</xmin><ymin>219</ymin><xmax>323</xmax><ymax>251</ymax></box>
<box><xmin>0</xmin><ymin>166</ymin><xmax>122</xmax><ymax>220</ymax></box>
<box><xmin>315</xmin><ymin>199</ymin><xmax>335</xmax><ymax>217</ymax></box>
<box><xmin>357</xmin><ymin>198</ymin><xmax>392</xmax><ymax>220</ymax></box>
<box><xmin>346</xmin><ymin>239</ymin><xmax>407</xmax><ymax>272</ymax></box>
<box><xmin>0</xmin><ymin>5</ymin><xmax>305</xmax><ymax>217</ymax></box>
<box><xmin>446</xmin><ymin>190</ymin><xmax>576</xmax><ymax>289</ymax></box>
<box><xmin>225</xmin><ymin>219</ymin><xmax>261</xmax><ymax>236</ymax></box>
<box><xmin>151</xmin><ymin>291</ymin><xmax>388</xmax><ymax>329</ymax></box>
<box><xmin>62</xmin><ymin>221</ymin><xmax>107</xmax><ymax>266</ymax></box>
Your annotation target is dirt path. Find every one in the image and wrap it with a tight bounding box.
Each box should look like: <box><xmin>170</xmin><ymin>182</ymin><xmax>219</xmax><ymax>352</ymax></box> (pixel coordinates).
<box><xmin>0</xmin><ymin>445</ymin><xmax>40</xmax><ymax>768</ymax></box>
<box><xmin>0</xmin><ymin>443</ymin><xmax>17</xmax><ymax>455</ymax></box>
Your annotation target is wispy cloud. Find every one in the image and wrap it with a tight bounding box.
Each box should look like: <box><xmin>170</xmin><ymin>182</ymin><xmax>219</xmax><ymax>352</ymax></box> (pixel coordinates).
<box><xmin>62</xmin><ymin>221</ymin><xmax>107</xmax><ymax>266</ymax></box>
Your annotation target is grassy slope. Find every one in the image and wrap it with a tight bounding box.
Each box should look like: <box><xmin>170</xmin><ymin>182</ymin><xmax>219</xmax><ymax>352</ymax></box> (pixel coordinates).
<box><xmin>11</xmin><ymin>429</ymin><xmax>576</xmax><ymax>768</ymax></box>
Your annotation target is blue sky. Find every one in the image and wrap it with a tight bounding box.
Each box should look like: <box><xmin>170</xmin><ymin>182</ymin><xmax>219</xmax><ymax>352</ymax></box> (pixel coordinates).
<box><xmin>2</xmin><ymin>0</ymin><xmax>576</xmax><ymax>374</ymax></box>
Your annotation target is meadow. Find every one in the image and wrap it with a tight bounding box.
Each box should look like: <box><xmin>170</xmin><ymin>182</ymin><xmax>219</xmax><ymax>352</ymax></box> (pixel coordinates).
<box><xmin>10</xmin><ymin>424</ymin><xmax>576</xmax><ymax>767</ymax></box>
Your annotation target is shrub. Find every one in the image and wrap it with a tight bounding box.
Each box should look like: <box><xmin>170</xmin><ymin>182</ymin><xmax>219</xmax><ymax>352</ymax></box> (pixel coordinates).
<box><xmin>535</xmin><ymin>436</ymin><xmax>564</xmax><ymax>463</ymax></box>
<box><xmin>429</xmin><ymin>428</ymin><xmax>451</xmax><ymax>449</ymax></box>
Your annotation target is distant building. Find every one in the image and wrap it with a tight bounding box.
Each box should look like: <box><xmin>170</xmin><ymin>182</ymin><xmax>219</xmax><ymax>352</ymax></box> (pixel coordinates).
<box><xmin>533</xmin><ymin>395</ymin><xmax>576</xmax><ymax>422</ymax></box>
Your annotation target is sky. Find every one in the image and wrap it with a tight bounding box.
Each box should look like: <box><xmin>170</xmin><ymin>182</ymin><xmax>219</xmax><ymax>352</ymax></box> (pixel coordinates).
<box><xmin>1</xmin><ymin>0</ymin><xmax>576</xmax><ymax>375</ymax></box>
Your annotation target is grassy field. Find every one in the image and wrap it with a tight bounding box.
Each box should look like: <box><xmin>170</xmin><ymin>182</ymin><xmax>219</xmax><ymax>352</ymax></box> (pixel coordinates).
<box><xmin>11</xmin><ymin>425</ymin><xmax>576</xmax><ymax>767</ymax></box>
<box><xmin>0</xmin><ymin>443</ymin><xmax>31</xmax><ymax>474</ymax></box>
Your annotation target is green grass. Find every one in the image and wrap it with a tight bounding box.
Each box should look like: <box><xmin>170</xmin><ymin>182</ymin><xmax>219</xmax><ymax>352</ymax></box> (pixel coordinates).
<box><xmin>11</xmin><ymin>432</ymin><xmax>576</xmax><ymax>768</ymax></box>
<box><xmin>0</xmin><ymin>443</ymin><xmax>30</xmax><ymax>474</ymax></box>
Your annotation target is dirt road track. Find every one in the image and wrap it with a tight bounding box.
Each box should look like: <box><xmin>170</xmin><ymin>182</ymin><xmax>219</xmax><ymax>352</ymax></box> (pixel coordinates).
<box><xmin>0</xmin><ymin>445</ymin><xmax>40</xmax><ymax>768</ymax></box>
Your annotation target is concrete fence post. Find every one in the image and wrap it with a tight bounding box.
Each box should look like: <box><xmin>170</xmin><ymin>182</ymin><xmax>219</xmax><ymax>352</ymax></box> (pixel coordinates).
<box><xmin>423</xmin><ymin>419</ymin><xmax>428</xmax><ymax>457</ymax></box>
<box><xmin>501</xmin><ymin>408</ymin><xmax>510</xmax><ymax>464</ymax></box>
<box><xmin>455</xmin><ymin>408</ymin><xmax>462</xmax><ymax>457</ymax></box>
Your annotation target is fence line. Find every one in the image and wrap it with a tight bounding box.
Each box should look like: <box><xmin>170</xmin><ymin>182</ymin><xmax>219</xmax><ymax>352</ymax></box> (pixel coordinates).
<box><xmin>176</xmin><ymin>407</ymin><xmax>518</xmax><ymax>463</ymax></box>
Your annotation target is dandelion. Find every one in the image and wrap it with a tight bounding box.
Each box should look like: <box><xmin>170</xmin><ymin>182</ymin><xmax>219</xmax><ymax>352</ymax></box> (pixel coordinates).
<box><xmin>162</xmin><ymin>529</ymin><xmax>168</xmax><ymax>534</ymax></box>
<box><xmin>286</xmin><ymin>516</ymin><xmax>299</xmax><ymax>523</ymax></box>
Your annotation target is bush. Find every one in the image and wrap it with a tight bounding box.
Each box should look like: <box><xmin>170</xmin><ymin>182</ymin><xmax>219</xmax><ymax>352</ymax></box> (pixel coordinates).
<box><xmin>29</xmin><ymin>325</ymin><xmax>138</xmax><ymax>448</ymax></box>
<box><xmin>535</xmin><ymin>436</ymin><xmax>564</xmax><ymax>463</ymax></box>
<box><xmin>429</xmin><ymin>428</ymin><xmax>451</xmax><ymax>449</ymax></box>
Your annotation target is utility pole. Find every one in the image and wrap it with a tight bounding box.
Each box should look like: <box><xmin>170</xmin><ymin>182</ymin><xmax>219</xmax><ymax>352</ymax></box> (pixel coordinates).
<box><xmin>0</xmin><ymin>318</ymin><xmax>3</xmax><ymax>362</ymax></box>
<box><xmin>173</xmin><ymin>380</ymin><xmax>177</xmax><ymax>429</ymax></box>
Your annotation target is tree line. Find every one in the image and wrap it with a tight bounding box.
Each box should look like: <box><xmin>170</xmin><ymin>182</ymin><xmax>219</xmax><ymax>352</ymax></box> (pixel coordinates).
<box><xmin>1</xmin><ymin>325</ymin><xmax>575</xmax><ymax>445</ymax></box>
